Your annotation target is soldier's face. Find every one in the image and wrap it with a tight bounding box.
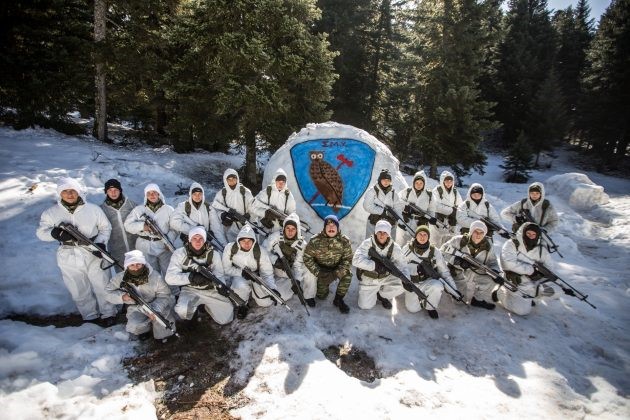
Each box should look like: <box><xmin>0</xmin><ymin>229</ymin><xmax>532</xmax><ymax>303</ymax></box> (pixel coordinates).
<box><xmin>325</xmin><ymin>222</ymin><xmax>338</xmax><ymax>237</ymax></box>
<box><xmin>146</xmin><ymin>190</ymin><xmax>160</xmax><ymax>203</ymax></box>
<box><xmin>284</xmin><ymin>224</ymin><xmax>297</xmax><ymax>240</ymax></box>
<box><xmin>379</xmin><ymin>179</ymin><xmax>391</xmax><ymax>188</ymax></box>
<box><xmin>226</xmin><ymin>176</ymin><xmax>237</xmax><ymax>188</ymax></box>
<box><xmin>275</xmin><ymin>179</ymin><xmax>286</xmax><ymax>190</ymax></box>
<box><xmin>471</xmin><ymin>192</ymin><xmax>482</xmax><ymax>201</ymax></box>
<box><xmin>60</xmin><ymin>189</ymin><xmax>78</xmax><ymax>204</ymax></box>
<box><xmin>529</xmin><ymin>191</ymin><xmax>541</xmax><ymax>201</ymax></box>
<box><xmin>525</xmin><ymin>229</ymin><xmax>538</xmax><ymax>240</ymax></box>
<box><xmin>190</xmin><ymin>234</ymin><xmax>205</xmax><ymax>250</ymax></box>
<box><xmin>191</xmin><ymin>191</ymin><xmax>203</xmax><ymax>203</ymax></box>
<box><xmin>471</xmin><ymin>229</ymin><xmax>485</xmax><ymax>244</ymax></box>
<box><xmin>239</xmin><ymin>238</ymin><xmax>254</xmax><ymax>251</ymax></box>
<box><xmin>106</xmin><ymin>187</ymin><xmax>120</xmax><ymax>201</ymax></box>
<box><xmin>414</xmin><ymin>179</ymin><xmax>424</xmax><ymax>191</ymax></box>
<box><xmin>127</xmin><ymin>263</ymin><xmax>144</xmax><ymax>272</ymax></box>
<box><xmin>416</xmin><ymin>231</ymin><xmax>429</xmax><ymax>244</ymax></box>
<box><xmin>443</xmin><ymin>178</ymin><xmax>454</xmax><ymax>189</ymax></box>
<box><xmin>375</xmin><ymin>231</ymin><xmax>389</xmax><ymax>244</ymax></box>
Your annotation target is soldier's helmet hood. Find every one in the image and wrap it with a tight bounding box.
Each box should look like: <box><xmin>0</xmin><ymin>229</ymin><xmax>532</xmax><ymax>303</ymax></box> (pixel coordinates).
<box><xmin>527</xmin><ymin>182</ymin><xmax>546</xmax><ymax>206</ymax></box>
<box><xmin>236</xmin><ymin>224</ymin><xmax>257</xmax><ymax>249</ymax></box>
<box><xmin>439</xmin><ymin>170</ymin><xmax>455</xmax><ymax>186</ymax></box>
<box><xmin>272</xmin><ymin>168</ymin><xmax>289</xmax><ymax>190</ymax></box>
<box><xmin>144</xmin><ymin>183</ymin><xmax>166</xmax><ymax>203</ymax></box>
<box><xmin>188</xmin><ymin>182</ymin><xmax>205</xmax><ymax>205</ymax></box>
<box><xmin>283</xmin><ymin>212</ymin><xmax>302</xmax><ymax>240</ymax></box>
<box><xmin>223</xmin><ymin>168</ymin><xmax>240</xmax><ymax>189</ymax></box>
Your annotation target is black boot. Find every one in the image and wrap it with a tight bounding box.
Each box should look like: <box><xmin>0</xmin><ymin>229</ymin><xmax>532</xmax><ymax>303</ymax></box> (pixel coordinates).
<box><xmin>236</xmin><ymin>305</ymin><xmax>249</xmax><ymax>320</ymax></box>
<box><xmin>98</xmin><ymin>316</ymin><xmax>117</xmax><ymax>327</ymax></box>
<box><xmin>305</xmin><ymin>298</ymin><xmax>316</xmax><ymax>307</ymax></box>
<box><xmin>376</xmin><ymin>292</ymin><xmax>392</xmax><ymax>309</ymax></box>
<box><xmin>137</xmin><ymin>331</ymin><xmax>152</xmax><ymax>341</ymax></box>
<box><xmin>427</xmin><ymin>310</ymin><xmax>439</xmax><ymax>319</ymax></box>
<box><xmin>471</xmin><ymin>297</ymin><xmax>495</xmax><ymax>310</ymax></box>
<box><xmin>333</xmin><ymin>294</ymin><xmax>349</xmax><ymax>314</ymax></box>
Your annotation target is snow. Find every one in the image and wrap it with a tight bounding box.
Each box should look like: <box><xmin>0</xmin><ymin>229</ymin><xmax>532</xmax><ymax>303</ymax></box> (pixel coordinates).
<box><xmin>1</xmin><ymin>126</ymin><xmax>629</xmax><ymax>419</ymax></box>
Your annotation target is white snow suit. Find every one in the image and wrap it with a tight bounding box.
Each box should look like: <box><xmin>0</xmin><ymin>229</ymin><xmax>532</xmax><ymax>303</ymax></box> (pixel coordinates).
<box><xmin>105</xmin><ymin>265</ymin><xmax>176</xmax><ymax>339</ymax></box>
<box><xmin>124</xmin><ymin>184</ymin><xmax>176</xmax><ymax>277</ymax></box>
<box><xmin>165</xmin><ymin>243</ymin><xmax>233</xmax><ymax>325</ymax></box>
<box><xmin>353</xmin><ymin>236</ymin><xmax>406</xmax><ymax>309</ymax></box>
<box><xmin>251</xmin><ymin>168</ymin><xmax>297</xmax><ymax>234</ymax></box>
<box><xmin>222</xmin><ymin>225</ymin><xmax>279</xmax><ymax>307</ymax></box>
<box><xmin>170</xmin><ymin>182</ymin><xmax>227</xmax><ymax>245</ymax></box>
<box><xmin>101</xmin><ymin>195</ymin><xmax>137</xmax><ymax>273</ymax></box>
<box><xmin>212</xmin><ymin>169</ymin><xmax>255</xmax><ymax>243</ymax></box>
<box><xmin>401</xmin><ymin>241</ymin><xmax>457</xmax><ymax>313</ymax></box>
<box><xmin>501</xmin><ymin>182</ymin><xmax>559</xmax><ymax>232</ymax></box>
<box><xmin>37</xmin><ymin>196</ymin><xmax>117</xmax><ymax>320</ymax></box>
<box><xmin>456</xmin><ymin>183</ymin><xmax>503</xmax><ymax>235</ymax></box>
<box><xmin>431</xmin><ymin>171</ymin><xmax>463</xmax><ymax>247</ymax></box>
<box><xmin>362</xmin><ymin>182</ymin><xmax>405</xmax><ymax>239</ymax></box>
<box><xmin>398</xmin><ymin>171</ymin><xmax>436</xmax><ymax>243</ymax></box>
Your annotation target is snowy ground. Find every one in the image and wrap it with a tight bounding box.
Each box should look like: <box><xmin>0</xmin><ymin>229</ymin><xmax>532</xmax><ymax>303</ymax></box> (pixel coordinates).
<box><xmin>0</xmin><ymin>126</ymin><xmax>628</xmax><ymax>419</ymax></box>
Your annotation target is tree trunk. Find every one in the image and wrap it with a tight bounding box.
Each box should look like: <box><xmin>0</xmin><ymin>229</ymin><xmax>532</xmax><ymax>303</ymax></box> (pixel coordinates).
<box><xmin>244</xmin><ymin>130</ymin><xmax>258</xmax><ymax>188</ymax></box>
<box><xmin>155</xmin><ymin>90</ymin><xmax>166</xmax><ymax>135</ymax></box>
<box><xmin>94</xmin><ymin>0</ymin><xmax>109</xmax><ymax>143</ymax></box>
<box><xmin>430</xmin><ymin>157</ymin><xmax>438</xmax><ymax>179</ymax></box>
<box><xmin>366</xmin><ymin>0</ymin><xmax>390</xmax><ymax>124</ymax></box>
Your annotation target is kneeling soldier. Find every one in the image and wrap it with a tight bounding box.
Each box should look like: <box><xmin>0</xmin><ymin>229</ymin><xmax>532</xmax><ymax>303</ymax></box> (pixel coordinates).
<box><xmin>303</xmin><ymin>215</ymin><xmax>353</xmax><ymax>313</ymax></box>
<box><xmin>353</xmin><ymin>220</ymin><xmax>405</xmax><ymax>310</ymax></box>
<box><xmin>402</xmin><ymin>226</ymin><xmax>459</xmax><ymax>319</ymax></box>
<box><xmin>106</xmin><ymin>250</ymin><xmax>177</xmax><ymax>342</ymax></box>
<box><xmin>165</xmin><ymin>226</ymin><xmax>234</xmax><ymax>325</ymax></box>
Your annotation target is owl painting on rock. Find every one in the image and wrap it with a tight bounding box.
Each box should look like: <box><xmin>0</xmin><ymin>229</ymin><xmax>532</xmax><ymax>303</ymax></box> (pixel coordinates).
<box><xmin>309</xmin><ymin>151</ymin><xmax>343</xmax><ymax>212</ymax></box>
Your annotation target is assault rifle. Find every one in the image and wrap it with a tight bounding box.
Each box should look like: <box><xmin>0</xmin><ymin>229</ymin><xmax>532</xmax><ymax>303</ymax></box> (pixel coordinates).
<box><xmin>533</xmin><ymin>262</ymin><xmax>596</xmax><ymax>309</ymax></box>
<box><xmin>408</xmin><ymin>257</ymin><xmax>465</xmax><ymax>303</ymax></box>
<box><xmin>273</xmin><ymin>250</ymin><xmax>310</xmax><ymax>316</ymax></box>
<box><xmin>119</xmin><ymin>281</ymin><xmax>178</xmax><ymax>336</ymax></box>
<box><xmin>367</xmin><ymin>248</ymin><xmax>436</xmax><ymax>310</ymax></box>
<box><xmin>255</xmin><ymin>199</ymin><xmax>315</xmax><ymax>235</ymax></box>
<box><xmin>206</xmin><ymin>230</ymin><xmax>226</xmax><ymax>252</ymax></box>
<box><xmin>372</xmin><ymin>201</ymin><xmax>416</xmax><ymax>236</ymax></box>
<box><xmin>197</xmin><ymin>266</ymin><xmax>247</xmax><ymax>307</ymax></box>
<box><xmin>444</xmin><ymin>248</ymin><xmax>533</xmax><ymax>298</ymax></box>
<box><xmin>518</xmin><ymin>209</ymin><xmax>563</xmax><ymax>258</ymax></box>
<box><xmin>477</xmin><ymin>216</ymin><xmax>513</xmax><ymax>239</ymax></box>
<box><xmin>223</xmin><ymin>208</ymin><xmax>270</xmax><ymax>237</ymax></box>
<box><xmin>141</xmin><ymin>214</ymin><xmax>176</xmax><ymax>252</ymax></box>
<box><xmin>58</xmin><ymin>222</ymin><xmax>123</xmax><ymax>270</ymax></box>
<box><xmin>238</xmin><ymin>266</ymin><xmax>293</xmax><ymax>312</ymax></box>
<box><xmin>405</xmin><ymin>202</ymin><xmax>448</xmax><ymax>229</ymax></box>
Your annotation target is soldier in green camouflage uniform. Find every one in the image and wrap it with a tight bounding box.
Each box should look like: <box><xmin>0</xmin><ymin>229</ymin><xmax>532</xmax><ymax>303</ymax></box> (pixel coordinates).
<box><xmin>303</xmin><ymin>215</ymin><xmax>353</xmax><ymax>313</ymax></box>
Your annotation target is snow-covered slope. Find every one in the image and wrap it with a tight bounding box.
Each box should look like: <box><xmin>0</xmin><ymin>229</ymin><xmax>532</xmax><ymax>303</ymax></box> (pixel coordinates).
<box><xmin>0</xmin><ymin>127</ymin><xmax>628</xmax><ymax>419</ymax></box>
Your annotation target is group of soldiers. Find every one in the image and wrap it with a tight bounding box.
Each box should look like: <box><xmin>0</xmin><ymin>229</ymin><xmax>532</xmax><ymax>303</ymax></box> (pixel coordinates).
<box><xmin>37</xmin><ymin>166</ymin><xmax>576</xmax><ymax>343</ymax></box>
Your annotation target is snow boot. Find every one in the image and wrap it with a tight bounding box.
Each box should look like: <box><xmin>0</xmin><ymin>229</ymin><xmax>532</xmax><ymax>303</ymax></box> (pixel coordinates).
<box><xmin>333</xmin><ymin>294</ymin><xmax>349</xmax><ymax>314</ymax></box>
<box><xmin>471</xmin><ymin>297</ymin><xmax>495</xmax><ymax>310</ymax></box>
<box><xmin>377</xmin><ymin>292</ymin><xmax>392</xmax><ymax>309</ymax></box>
<box><xmin>305</xmin><ymin>298</ymin><xmax>316</xmax><ymax>307</ymax></box>
<box><xmin>236</xmin><ymin>305</ymin><xmax>249</xmax><ymax>320</ymax></box>
<box><xmin>427</xmin><ymin>310</ymin><xmax>439</xmax><ymax>319</ymax></box>
<box><xmin>137</xmin><ymin>331</ymin><xmax>152</xmax><ymax>341</ymax></box>
<box><xmin>98</xmin><ymin>316</ymin><xmax>116</xmax><ymax>328</ymax></box>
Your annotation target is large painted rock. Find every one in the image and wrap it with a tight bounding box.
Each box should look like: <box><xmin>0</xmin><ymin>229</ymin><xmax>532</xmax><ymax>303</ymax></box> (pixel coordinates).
<box><xmin>262</xmin><ymin>122</ymin><xmax>407</xmax><ymax>246</ymax></box>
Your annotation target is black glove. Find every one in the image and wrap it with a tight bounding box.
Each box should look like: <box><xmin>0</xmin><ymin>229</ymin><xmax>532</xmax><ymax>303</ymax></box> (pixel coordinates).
<box><xmin>372</xmin><ymin>258</ymin><xmax>388</xmax><ymax>276</ymax></box>
<box><xmin>515</xmin><ymin>215</ymin><xmax>526</xmax><ymax>225</ymax></box>
<box><xmin>216</xmin><ymin>285</ymin><xmax>230</xmax><ymax>297</ymax></box>
<box><xmin>269</xmin><ymin>289</ymin><xmax>281</xmax><ymax>305</ymax></box>
<box><xmin>529</xmin><ymin>268</ymin><xmax>545</xmax><ymax>281</ymax></box>
<box><xmin>244</xmin><ymin>213</ymin><xmax>251</xmax><ymax>220</ymax></box>
<box><xmin>220</xmin><ymin>211</ymin><xmax>234</xmax><ymax>227</ymax></box>
<box><xmin>499</xmin><ymin>231</ymin><xmax>511</xmax><ymax>239</ymax></box>
<box><xmin>402</xmin><ymin>281</ymin><xmax>414</xmax><ymax>292</ymax></box>
<box><xmin>447</xmin><ymin>209</ymin><xmax>457</xmax><ymax>226</ymax></box>
<box><xmin>494</xmin><ymin>276</ymin><xmax>505</xmax><ymax>285</ymax></box>
<box><xmin>260</xmin><ymin>216</ymin><xmax>274</xmax><ymax>229</ymax></box>
<box><xmin>188</xmin><ymin>271</ymin><xmax>211</xmax><ymax>288</ymax></box>
<box><xmin>273</xmin><ymin>257</ymin><xmax>284</xmax><ymax>270</ymax></box>
<box><xmin>92</xmin><ymin>242</ymin><xmax>106</xmax><ymax>258</ymax></box>
<box><xmin>428</xmin><ymin>217</ymin><xmax>438</xmax><ymax>226</ymax></box>
<box><xmin>402</xmin><ymin>206</ymin><xmax>411</xmax><ymax>222</ymax></box>
<box><xmin>455</xmin><ymin>256</ymin><xmax>471</xmax><ymax>270</ymax></box>
<box><xmin>179</xmin><ymin>233</ymin><xmax>189</xmax><ymax>244</ymax></box>
<box><xmin>417</xmin><ymin>263</ymin><xmax>427</xmax><ymax>276</ymax></box>
<box><xmin>51</xmin><ymin>226</ymin><xmax>74</xmax><ymax>242</ymax></box>
<box><xmin>562</xmin><ymin>287</ymin><xmax>576</xmax><ymax>297</ymax></box>
<box><xmin>242</xmin><ymin>269</ymin><xmax>256</xmax><ymax>282</ymax></box>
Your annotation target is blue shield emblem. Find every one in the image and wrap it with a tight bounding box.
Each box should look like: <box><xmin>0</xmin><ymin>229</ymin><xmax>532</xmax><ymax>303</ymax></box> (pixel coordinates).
<box><xmin>290</xmin><ymin>139</ymin><xmax>375</xmax><ymax>220</ymax></box>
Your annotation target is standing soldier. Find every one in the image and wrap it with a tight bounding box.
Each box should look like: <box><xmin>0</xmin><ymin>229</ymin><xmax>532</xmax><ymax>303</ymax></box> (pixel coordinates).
<box><xmin>402</xmin><ymin>226</ymin><xmax>459</xmax><ymax>319</ymax></box>
<box><xmin>124</xmin><ymin>183</ymin><xmax>176</xmax><ymax>277</ymax></box>
<box><xmin>303</xmin><ymin>215</ymin><xmax>353</xmax><ymax>313</ymax></box>
<box><xmin>353</xmin><ymin>220</ymin><xmax>405</xmax><ymax>310</ymax></box>
<box><xmin>498</xmin><ymin>222</ymin><xmax>571</xmax><ymax>315</ymax></box>
<box><xmin>37</xmin><ymin>177</ymin><xmax>117</xmax><ymax>326</ymax></box>
<box><xmin>399</xmin><ymin>171</ymin><xmax>437</xmax><ymax>243</ymax></box>
<box><xmin>171</xmin><ymin>181</ymin><xmax>226</xmax><ymax>245</ymax></box>
<box><xmin>222</xmin><ymin>224</ymin><xmax>281</xmax><ymax>316</ymax></box>
<box><xmin>252</xmin><ymin>168</ymin><xmax>297</xmax><ymax>233</ymax></box>
<box><xmin>106</xmin><ymin>250</ymin><xmax>177</xmax><ymax>342</ymax></box>
<box><xmin>263</xmin><ymin>214</ymin><xmax>308</xmax><ymax>305</ymax></box>
<box><xmin>501</xmin><ymin>182</ymin><xmax>559</xmax><ymax>234</ymax></box>
<box><xmin>101</xmin><ymin>178</ymin><xmax>137</xmax><ymax>272</ymax></box>
<box><xmin>363</xmin><ymin>169</ymin><xmax>405</xmax><ymax>239</ymax></box>
<box><xmin>441</xmin><ymin>220</ymin><xmax>499</xmax><ymax>310</ymax></box>
<box><xmin>212</xmin><ymin>169</ymin><xmax>255</xmax><ymax>243</ymax></box>
<box><xmin>456</xmin><ymin>183</ymin><xmax>504</xmax><ymax>237</ymax></box>
<box><xmin>431</xmin><ymin>171</ymin><xmax>463</xmax><ymax>247</ymax></box>
<box><xmin>165</xmin><ymin>226</ymin><xmax>234</xmax><ymax>325</ymax></box>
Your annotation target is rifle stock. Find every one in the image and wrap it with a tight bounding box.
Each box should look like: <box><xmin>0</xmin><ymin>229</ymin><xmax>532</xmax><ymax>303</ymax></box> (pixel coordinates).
<box><xmin>225</xmin><ymin>209</ymin><xmax>270</xmax><ymax>237</ymax></box>
<box><xmin>534</xmin><ymin>262</ymin><xmax>596</xmax><ymax>309</ymax></box>
<box><xmin>275</xmin><ymin>253</ymin><xmax>310</xmax><ymax>316</ymax></box>
<box><xmin>141</xmin><ymin>214</ymin><xmax>176</xmax><ymax>252</ymax></box>
<box><xmin>58</xmin><ymin>222</ymin><xmax>123</xmax><ymax>270</ymax></box>
<box><xmin>406</xmin><ymin>202</ymin><xmax>447</xmax><ymax>229</ymax></box>
<box><xmin>256</xmin><ymin>199</ymin><xmax>314</xmax><ymax>235</ymax></box>
<box><xmin>119</xmin><ymin>281</ymin><xmax>177</xmax><ymax>335</ymax></box>
<box><xmin>240</xmin><ymin>266</ymin><xmax>293</xmax><ymax>312</ymax></box>
<box><xmin>197</xmin><ymin>266</ymin><xmax>246</xmax><ymax>307</ymax></box>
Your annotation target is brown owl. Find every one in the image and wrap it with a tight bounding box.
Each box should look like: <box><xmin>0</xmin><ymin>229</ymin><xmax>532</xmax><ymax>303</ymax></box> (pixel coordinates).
<box><xmin>309</xmin><ymin>151</ymin><xmax>343</xmax><ymax>212</ymax></box>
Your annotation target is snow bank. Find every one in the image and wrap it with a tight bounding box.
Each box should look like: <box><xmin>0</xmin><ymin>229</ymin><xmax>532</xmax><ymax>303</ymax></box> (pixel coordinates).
<box><xmin>546</xmin><ymin>173</ymin><xmax>610</xmax><ymax>210</ymax></box>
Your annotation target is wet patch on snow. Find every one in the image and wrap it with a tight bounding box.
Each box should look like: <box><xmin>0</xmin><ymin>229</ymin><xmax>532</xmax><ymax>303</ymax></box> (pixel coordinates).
<box><xmin>320</xmin><ymin>343</ymin><xmax>381</xmax><ymax>383</ymax></box>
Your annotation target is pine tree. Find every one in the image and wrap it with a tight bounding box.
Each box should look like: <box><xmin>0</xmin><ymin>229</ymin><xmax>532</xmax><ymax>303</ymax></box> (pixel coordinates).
<box><xmin>579</xmin><ymin>0</ymin><xmax>630</xmax><ymax>166</ymax></box>
<box><xmin>500</xmin><ymin>131</ymin><xmax>534</xmax><ymax>183</ymax></box>
<box><xmin>164</xmin><ymin>0</ymin><xmax>336</xmax><ymax>186</ymax></box>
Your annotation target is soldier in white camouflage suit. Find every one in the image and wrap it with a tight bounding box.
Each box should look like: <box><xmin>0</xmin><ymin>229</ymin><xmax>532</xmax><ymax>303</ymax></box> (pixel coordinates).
<box><xmin>431</xmin><ymin>170</ymin><xmax>463</xmax><ymax>247</ymax></box>
<box><xmin>170</xmin><ymin>181</ymin><xmax>226</xmax><ymax>246</ymax></box>
<box><xmin>456</xmin><ymin>183</ymin><xmax>504</xmax><ymax>238</ymax></box>
<box><xmin>251</xmin><ymin>168</ymin><xmax>297</xmax><ymax>233</ymax></box>
<box><xmin>212</xmin><ymin>169</ymin><xmax>256</xmax><ymax>244</ymax></box>
<box><xmin>362</xmin><ymin>169</ymin><xmax>405</xmax><ymax>240</ymax></box>
<box><xmin>501</xmin><ymin>182</ymin><xmax>559</xmax><ymax>234</ymax></box>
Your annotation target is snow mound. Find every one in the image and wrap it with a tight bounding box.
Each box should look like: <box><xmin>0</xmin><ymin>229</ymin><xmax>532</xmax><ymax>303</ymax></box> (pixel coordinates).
<box><xmin>546</xmin><ymin>173</ymin><xmax>610</xmax><ymax>210</ymax></box>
